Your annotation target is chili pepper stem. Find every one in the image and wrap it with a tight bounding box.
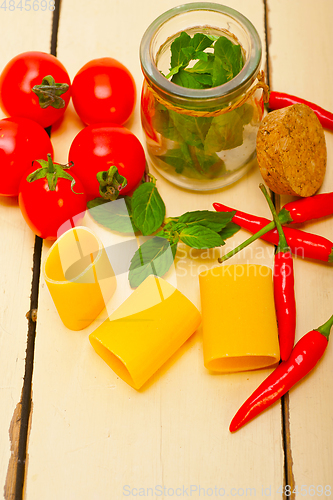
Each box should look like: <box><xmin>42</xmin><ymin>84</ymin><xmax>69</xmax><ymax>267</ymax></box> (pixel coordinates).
<box><xmin>259</xmin><ymin>184</ymin><xmax>289</xmax><ymax>253</ymax></box>
<box><xmin>317</xmin><ymin>314</ymin><xmax>333</xmax><ymax>340</ymax></box>
<box><xmin>218</xmin><ymin>219</ymin><xmax>276</xmax><ymax>263</ymax></box>
<box><xmin>217</xmin><ymin>200</ymin><xmax>292</xmax><ymax>263</ymax></box>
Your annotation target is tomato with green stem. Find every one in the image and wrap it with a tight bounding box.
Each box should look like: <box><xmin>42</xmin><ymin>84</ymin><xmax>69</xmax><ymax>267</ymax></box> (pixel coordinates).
<box><xmin>71</xmin><ymin>58</ymin><xmax>136</xmax><ymax>126</ymax></box>
<box><xmin>0</xmin><ymin>117</ymin><xmax>53</xmax><ymax>197</ymax></box>
<box><xmin>0</xmin><ymin>51</ymin><xmax>71</xmax><ymax>128</ymax></box>
<box><xmin>68</xmin><ymin>124</ymin><xmax>146</xmax><ymax>203</ymax></box>
<box><xmin>18</xmin><ymin>155</ymin><xmax>86</xmax><ymax>240</ymax></box>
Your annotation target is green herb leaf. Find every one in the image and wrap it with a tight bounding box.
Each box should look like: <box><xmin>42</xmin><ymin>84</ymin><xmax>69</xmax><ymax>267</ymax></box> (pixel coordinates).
<box><xmin>186</xmin><ymin>54</ymin><xmax>215</xmax><ymax>74</ymax></box>
<box><xmin>218</xmin><ymin>222</ymin><xmax>241</xmax><ymax>240</ymax></box>
<box><xmin>192</xmin><ymin>148</ymin><xmax>225</xmax><ymax>177</ymax></box>
<box><xmin>212</xmin><ymin>55</ymin><xmax>231</xmax><ymax>86</ymax></box>
<box><xmin>187</xmin><ymin>73</ymin><xmax>213</xmax><ymax>87</ymax></box>
<box><xmin>170</xmin><ymin>31</ymin><xmax>191</xmax><ymax>69</ymax></box>
<box><xmin>195</xmin><ymin>51</ymin><xmax>209</xmax><ymax>62</ymax></box>
<box><xmin>169</xmin><ymin>110</ymin><xmax>211</xmax><ymax>147</ymax></box>
<box><xmin>158</xmin><ymin>143</ymin><xmax>194</xmax><ymax>174</ymax></box>
<box><xmin>177</xmin><ymin>210</ymin><xmax>235</xmax><ymax>232</ymax></box>
<box><xmin>190</xmin><ymin>33</ymin><xmax>215</xmax><ymax>52</ymax></box>
<box><xmin>172</xmin><ymin>68</ymin><xmax>207</xmax><ymax>89</ymax></box>
<box><xmin>129</xmin><ymin>237</ymin><xmax>177</xmax><ymax>288</ymax></box>
<box><xmin>152</xmin><ymin>104</ymin><xmax>183</xmax><ymax>142</ymax></box>
<box><xmin>179</xmin><ymin>225</ymin><xmax>224</xmax><ymax>249</ymax></box>
<box><xmin>214</xmin><ymin>36</ymin><xmax>243</xmax><ymax>82</ymax></box>
<box><xmin>236</xmin><ymin>103</ymin><xmax>254</xmax><ymax>125</ymax></box>
<box><xmin>204</xmin><ymin>109</ymin><xmax>244</xmax><ymax>153</ymax></box>
<box><xmin>87</xmin><ymin>197</ymin><xmax>138</xmax><ymax>233</ymax></box>
<box><xmin>131</xmin><ymin>179</ymin><xmax>166</xmax><ymax>235</ymax></box>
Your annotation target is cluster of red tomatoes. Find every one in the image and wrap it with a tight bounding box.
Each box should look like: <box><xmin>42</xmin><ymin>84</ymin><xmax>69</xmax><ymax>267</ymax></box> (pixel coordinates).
<box><xmin>0</xmin><ymin>51</ymin><xmax>147</xmax><ymax>239</ymax></box>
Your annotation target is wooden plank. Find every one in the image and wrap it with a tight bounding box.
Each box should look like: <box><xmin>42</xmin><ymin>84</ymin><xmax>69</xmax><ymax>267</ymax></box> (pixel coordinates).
<box><xmin>0</xmin><ymin>7</ymin><xmax>53</xmax><ymax>500</ymax></box>
<box><xmin>267</xmin><ymin>0</ymin><xmax>333</xmax><ymax>496</ymax></box>
<box><xmin>24</xmin><ymin>1</ymin><xmax>286</xmax><ymax>498</ymax></box>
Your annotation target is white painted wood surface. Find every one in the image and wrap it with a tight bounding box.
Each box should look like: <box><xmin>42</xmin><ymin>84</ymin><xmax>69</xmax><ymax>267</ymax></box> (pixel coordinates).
<box><xmin>0</xmin><ymin>9</ymin><xmax>53</xmax><ymax>499</ymax></box>
<box><xmin>268</xmin><ymin>0</ymin><xmax>333</xmax><ymax>496</ymax></box>
<box><xmin>0</xmin><ymin>0</ymin><xmax>332</xmax><ymax>499</ymax></box>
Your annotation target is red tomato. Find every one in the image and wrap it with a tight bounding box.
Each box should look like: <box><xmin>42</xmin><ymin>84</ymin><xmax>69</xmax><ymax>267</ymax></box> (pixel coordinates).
<box><xmin>71</xmin><ymin>58</ymin><xmax>136</xmax><ymax>126</ymax></box>
<box><xmin>68</xmin><ymin>124</ymin><xmax>146</xmax><ymax>202</ymax></box>
<box><xmin>18</xmin><ymin>156</ymin><xmax>87</xmax><ymax>240</ymax></box>
<box><xmin>0</xmin><ymin>52</ymin><xmax>71</xmax><ymax>128</ymax></box>
<box><xmin>0</xmin><ymin>117</ymin><xmax>53</xmax><ymax>197</ymax></box>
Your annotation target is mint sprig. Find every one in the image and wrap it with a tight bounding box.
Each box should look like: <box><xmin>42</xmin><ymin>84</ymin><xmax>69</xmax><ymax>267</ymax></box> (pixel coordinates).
<box><xmin>131</xmin><ymin>175</ymin><xmax>166</xmax><ymax>235</ymax></box>
<box><xmin>128</xmin><ymin>209</ymin><xmax>238</xmax><ymax>287</ymax></box>
<box><xmin>152</xmin><ymin>31</ymin><xmax>252</xmax><ymax>180</ymax></box>
<box><xmin>166</xmin><ymin>31</ymin><xmax>244</xmax><ymax>89</ymax></box>
<box><xmin>87</xmin><ymin>175</ymin><xmax>240</xmax><ymax>287</ymax></box>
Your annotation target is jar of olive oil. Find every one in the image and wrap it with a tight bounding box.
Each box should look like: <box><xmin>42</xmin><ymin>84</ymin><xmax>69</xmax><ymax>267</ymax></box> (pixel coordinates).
<box><xmin>140</xmin><ymin>2</ymin><xmax>265</xmax><ymax>191</ymax></box>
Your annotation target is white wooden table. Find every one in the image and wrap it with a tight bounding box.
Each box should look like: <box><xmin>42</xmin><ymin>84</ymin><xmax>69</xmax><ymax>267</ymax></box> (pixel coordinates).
<box><xmin>0</xmin><ymin>1</ymin><xmax>332</xmax><ymax>499</ymax></box>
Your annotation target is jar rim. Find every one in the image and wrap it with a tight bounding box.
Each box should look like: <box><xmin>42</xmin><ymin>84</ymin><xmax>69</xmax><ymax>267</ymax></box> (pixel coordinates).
<box><xmin>140</xmin><ymin>2</ymin><xmax>262</xmax><ymax>102</ymax></box>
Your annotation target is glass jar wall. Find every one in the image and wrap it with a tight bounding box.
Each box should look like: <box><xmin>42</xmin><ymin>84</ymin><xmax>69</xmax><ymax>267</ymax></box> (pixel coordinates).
<box><xmin>140</xmin><ymin>2</ymin><xmax>264</xmax><ymax>191</ymax></box>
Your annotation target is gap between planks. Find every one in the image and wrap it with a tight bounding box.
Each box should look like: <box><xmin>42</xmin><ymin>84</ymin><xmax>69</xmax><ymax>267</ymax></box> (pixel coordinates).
<box><xmin>264</xmin><ymin>1</ymin><xmax>295</xmax><ymax>497</ymax></box>
<box><xmin>5</xmin><ymin>1</ymin><xmax>296</xmax><ymax>498</ymax></box>
<box><xmin>4</xmin><ymin>0</ymin><xmax>61</xmax><ymax>498</ymax></box>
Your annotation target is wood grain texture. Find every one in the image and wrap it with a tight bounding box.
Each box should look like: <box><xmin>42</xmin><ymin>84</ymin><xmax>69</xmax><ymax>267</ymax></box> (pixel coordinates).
<box><xmin>22</xmin><ymin>1</ymin><xmax>288</xmax><ymax>498</ymax></box>
<box><xmin>267</xmin><ymin>0</ymin><xmax>333</xmax><ymax>496</ymax></box>
<box><xmin>0</xmin><ymin>8</ymin><xmax>53</xmax><ymax>500</ymax></box>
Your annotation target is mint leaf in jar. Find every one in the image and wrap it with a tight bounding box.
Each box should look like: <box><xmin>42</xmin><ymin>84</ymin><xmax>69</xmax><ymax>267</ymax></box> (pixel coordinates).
<box><xmin>167</xmin><ymin>31</ymin><xmax>244</xmax><ymax>90</ymax></box>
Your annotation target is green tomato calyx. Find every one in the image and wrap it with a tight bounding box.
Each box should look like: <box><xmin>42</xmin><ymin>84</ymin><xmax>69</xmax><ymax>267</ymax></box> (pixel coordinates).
<box><xmin>26</xmin><ymin>154</ymin><xmax>83</xmax><ymax>194</ymax></box>
<box><xmin>32</xmin><ymin>75</ymin><xmax>69</xmax><ymax>109</ymax></box>
<box><xmin>96</xmin><ymin>166</ymin><xmax>128</xmax><ymax>201</ymax></box>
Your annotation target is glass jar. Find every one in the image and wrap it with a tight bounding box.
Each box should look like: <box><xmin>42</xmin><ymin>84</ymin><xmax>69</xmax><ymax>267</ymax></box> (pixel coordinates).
<box><xmin>139</xmin><ymin>2</ymin><xmax>264</xmax><ymax>191</ymax></box>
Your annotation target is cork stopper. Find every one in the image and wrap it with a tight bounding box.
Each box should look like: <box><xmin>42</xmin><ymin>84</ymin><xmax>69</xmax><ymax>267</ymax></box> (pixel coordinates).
<box><xmin>256</xmin><ymin>103</ymin><xmax>327</xmax><ymax>197</ymax></box>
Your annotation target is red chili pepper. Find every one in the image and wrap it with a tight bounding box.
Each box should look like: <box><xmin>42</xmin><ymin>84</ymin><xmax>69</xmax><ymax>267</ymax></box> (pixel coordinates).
<box><xmin>268</xmin><ymin>91</ymin><xmax>333</xmax><ymax>131</ymax></box>
<box><xmin>280</xmin><ymin>192</ymin><xmax>333</xmax><ymax>224</ymax></box>
<box><xmin>261</xmin><ymin>184</ymin><xmax>296</xmax><ymax>361</ymax></box>
<box><xmin>230</xmin><ymin>314</ymin><xmax>333</xmax><ymax>432</ymax></box>
<box><xmin>214</xmin><ymin>203</ymin><xmax>333</xmax><ymax>263</ymax></box>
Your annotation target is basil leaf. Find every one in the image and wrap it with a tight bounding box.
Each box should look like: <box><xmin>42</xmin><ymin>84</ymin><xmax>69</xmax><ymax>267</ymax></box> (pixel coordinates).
<box><xmin>178</xmin><ymin>210</ymin><xmax>235</xmax><ymax>232</ymax></box>
<box><xmin>236</xmin><ymin>103</ymin><xmax>254</xmax><ymax>125</ymax></box>
<box><xmin>231</xmin><ymin>43</ymin><xmax>244</xmax><ymax>75</ymax></box>
<box><xmin>152</xmin><ymin>104</ymin><xmax>183</xmax><ymax>142</ymax></box>
<box><xmin>129</xmin><ymin>237</ymin><xmax>177</xmax><ymax>288</ymax></box>
<box><xmin>212</xmin><ymin>55</ymin><xmax>231</xmax><ymax>86</ymax></box>
<box><xmin>186</xmin><ymin>73</ymin><xmax>213</xmax><ymax>87</ymax></box>
<box><xmin>132</xmin><ymin>182</ymin><xmax>166</xmax><ymax>236</ymax></box>
<box><xmin>181</xmin><ymin>46</ymin><xmax>196</xmax><ymax>62</ymax></box>
<box><xmin>204</xmin><ymin>109</ymin><xmax>244</xmax><ymax>153</ymax></box>
<box><xmin>87</xmin><ymin>197</ymin><xmax>138</xmax><ymax>233</ymax></box>
<box><xmin>169</xmin><ymin>110</ymin><xmax>211</xmax><ymax>147</ymax></box>
<box><xmin>186</xmin><ymin>55</ymin><xmax>214</xmax><ymax>74</ymax></box>
<box><xmin>170</xmin><ymin>31</ymin><xmax>191</xmax><ymax>69</ymax></box>
<box><xmin>158</xmin><ymin>143</ymin><xmax>194</xmax><ymax>174</ymax></box>
<box><xmin>218</xmin><ymin>222</ymin><xmax>241</xmax><ymax>240</ymax></box>
<box><xmin>190</xmin><ymin>33</ymin><xmax>215</xmax><ymax>52</ymax></box>
<box><xmin>214</xmin><ymin>36</ymin><xmax>242</xmax><ymax>78</ymax></box>
<box><xmin>193</xmin><ymin>148</ymin><xmax>225</xmax><ymax>176</ymax></box>
<box><xmin>195</xmin><ymin>50</ymin><xmax>209</xmax><ymax>62</ymax></box>
<box><xmin>172</xmin><ymin>68</ymin><xmax>207</xmax><ymax>89</ymax></box>
<box><xmin>179</xmin><ymin>225</ymin><xmax>224</xmax><ymax>249</ymax></box>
